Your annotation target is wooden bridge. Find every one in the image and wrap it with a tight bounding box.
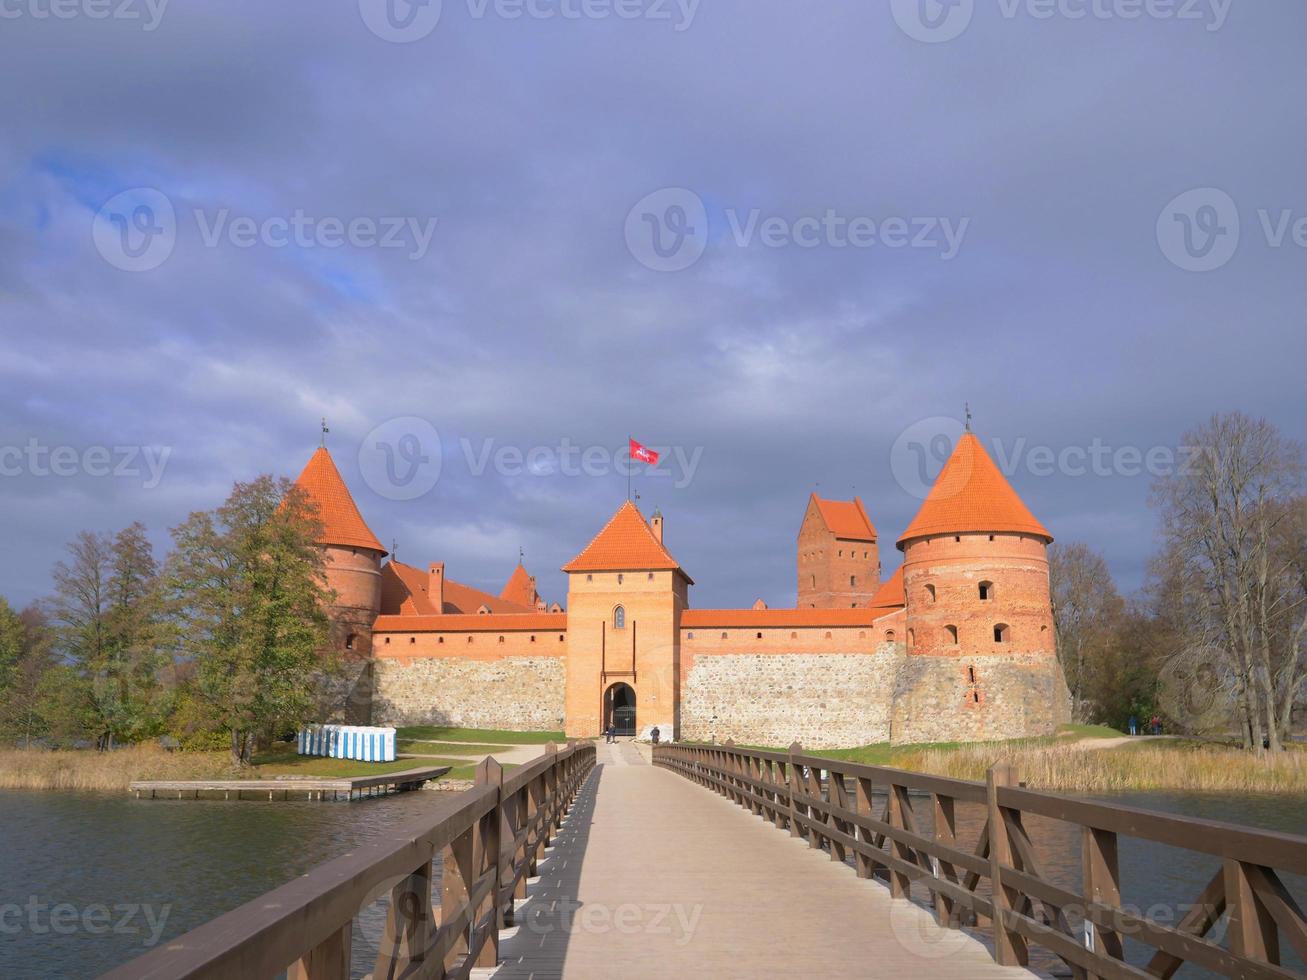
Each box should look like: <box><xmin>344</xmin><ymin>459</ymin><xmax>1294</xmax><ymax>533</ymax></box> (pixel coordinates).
<box><xmin>105</xmin><ymin>740</ymin><xmax>1307</xmax><ymax>980</ymax></box>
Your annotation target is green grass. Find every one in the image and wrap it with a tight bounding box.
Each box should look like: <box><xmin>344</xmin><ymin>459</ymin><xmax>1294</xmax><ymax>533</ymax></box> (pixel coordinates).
<box><xmin>395</xmin><ymin>726</ymin><xmax>564</xmax><ymax>744</ymax></box>
<box><xmin>396</xmin><ymin>741</ymin><xmax>509</xmax><ymax>756</ymax></box>
<box><xmin>250</xmin><ymin>743</ymin><xmax>430</xmax><ymax>778</ymax></box>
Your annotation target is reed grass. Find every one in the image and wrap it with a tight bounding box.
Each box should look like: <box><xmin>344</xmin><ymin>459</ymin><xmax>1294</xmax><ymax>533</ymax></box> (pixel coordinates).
<box><xmin>0</xmin><ymin>744</ymin><xmax>234</xmax><ymax>792</ymax></box>
<box><xmin>895</xmin><ymin>741</ymin><xmax>1307</xmax><ymax>793</ymax></box>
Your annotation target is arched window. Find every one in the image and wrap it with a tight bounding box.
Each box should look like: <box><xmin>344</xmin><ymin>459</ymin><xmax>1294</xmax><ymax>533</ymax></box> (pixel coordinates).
<box><xmin>617</xmin><ymin>573</ymin><xmax>624</xmax><ymax>585</ymax></box>
<box><xmin>811</xmin><ymin>574</ymin><xmax>816</xmax><ymax>589</ymax></box>
<box><xmin>979</xmin><ymin>581</ymin><xmax>994</xmax><ymax>601</ymax></box>
<box><xmin>945</xmin><ymin>624</ymin><xmax>959</xmax><ymax>644</ymax></box>
<box><xmin>850</xmin><ymin>575</ymin><xmax>857</xmax><ymax>587</ymax></box>
<box><xmin>345</xmin><ymin>634</ymin><xmax>356</xmax><ymax>650</ymax></box>
<box><xmin>614</xmin><ymin>606</ymin><xmax>626</xmax><ymax>629</ymax></box>
<box><xmin>885</xmin><ymin>629</ymin><xmax>896</xmax><ymax>642</ymax></box>
<box><xmin>756</xmin><ymin>632</ymin><xmax>762</xmax><ymax>640</ymax></box>
<box><xmin>994</xmin><ymin>623</ymin><xmax>1010</xmax><ymax>643</ymax></box>
<box><xmin>925</xmin><ymin>584</ymin><xmax>936</xmax><ymax>602</ymax></box>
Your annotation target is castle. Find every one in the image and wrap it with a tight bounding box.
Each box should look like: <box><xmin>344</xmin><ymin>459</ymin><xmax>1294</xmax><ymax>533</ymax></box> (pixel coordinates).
<box><xmin>296</xmin><ymin>430</ymin><xmax>1071</xmax><ymax>748</ymax></box>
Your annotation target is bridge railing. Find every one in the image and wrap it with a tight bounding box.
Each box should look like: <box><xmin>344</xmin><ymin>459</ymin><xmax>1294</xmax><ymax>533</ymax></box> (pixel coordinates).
<box><xmin>104</xmin><ymin>740</ymin><xmax>595</xmax><ymax>980</ymax></box>
<box><xmin>654</xmin><ymin>740</ymin><xmax>1307</xmax><ymax>980</ymax></box>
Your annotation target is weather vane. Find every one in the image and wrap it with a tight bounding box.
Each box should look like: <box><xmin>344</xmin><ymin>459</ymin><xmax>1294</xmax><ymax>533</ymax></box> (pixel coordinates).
<box><xmin>519</xmin><ymin>546</ymin><xmax>525</xmax><ymax>565</ymax></box>
<box><xmin>964</xmin><ymin>403</ymin><xmax>972</xmax><ymax>432</ymax></box>
<box><xmin>321</xmin><ymin>417</ymin><xmax>330</xmax><ymax>447</ymax></box>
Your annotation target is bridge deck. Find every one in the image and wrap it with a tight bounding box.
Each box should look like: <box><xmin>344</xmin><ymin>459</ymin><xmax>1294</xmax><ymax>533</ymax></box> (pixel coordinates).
<box><xmin>477</xmin><ymin>741</ymin><xmax>1033</xmax><ymax>980</ymax></box>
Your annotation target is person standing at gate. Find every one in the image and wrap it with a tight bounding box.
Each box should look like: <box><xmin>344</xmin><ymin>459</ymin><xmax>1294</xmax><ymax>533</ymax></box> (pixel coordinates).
<box><xmin>606</xmin><ymin>724</ymin><xmax>615</xmax><ymax>744</ymax></box>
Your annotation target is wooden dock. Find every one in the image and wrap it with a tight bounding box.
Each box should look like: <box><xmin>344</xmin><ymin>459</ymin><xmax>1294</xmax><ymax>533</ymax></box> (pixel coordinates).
<box><xmin>128</xmin><ymin>765</ymin><xmax>451</xmax><ymax>801</ymax></box>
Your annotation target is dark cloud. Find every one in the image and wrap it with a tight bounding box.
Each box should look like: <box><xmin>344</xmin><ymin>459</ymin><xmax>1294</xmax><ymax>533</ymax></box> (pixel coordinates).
<box><xmin>1</xmin><ymin>0</ymin><xmax>1304</xmax><ymax>609</ymax></box>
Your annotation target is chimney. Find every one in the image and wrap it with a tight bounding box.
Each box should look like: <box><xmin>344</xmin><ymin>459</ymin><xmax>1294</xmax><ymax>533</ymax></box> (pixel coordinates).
<box><xmin>651</xmin><ymin>508</ymin><xmax>664</xmax><ymax>544</ymax></box>
<box><xmin>428</xmin><ymin>562</ymin><xmax>445</xmax><ymax>613</ymax></box>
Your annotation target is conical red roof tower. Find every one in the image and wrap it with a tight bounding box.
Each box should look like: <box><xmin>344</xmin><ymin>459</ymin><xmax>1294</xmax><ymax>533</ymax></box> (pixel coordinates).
<box><xmin>294</xmin><ymin>447</ymin><xmax>386</xmax><ymax>554</ymax></box>
<box><xmin>897</xmin><ymin>433</ymin><xmax>1051</xmax><ymax>548</ymax></box>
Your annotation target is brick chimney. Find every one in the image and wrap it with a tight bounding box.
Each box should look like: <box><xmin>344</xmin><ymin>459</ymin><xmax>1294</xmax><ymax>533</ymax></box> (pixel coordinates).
<box><xmin>651</xmin><ymin>508</ymin><xmax>664</xmax><ymax>544</ymax></box>
<box><xmin>428</xmin><ymin>562</ymin><xmax>445</xmax><ymax>613</ymax></box>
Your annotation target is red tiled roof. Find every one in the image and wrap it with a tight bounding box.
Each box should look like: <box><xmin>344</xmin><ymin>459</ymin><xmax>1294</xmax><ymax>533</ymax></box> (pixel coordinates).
<box><xmin>681</xmin><ymin>608</ymin><xmax>879</xmax><ymax>628</ymax></box>
<box><xmin>812</xmin><ymin>495</ymin><xmax>877</xmax><ymax>541</ymax></box>
<box><xmin>374</xmin><ymin>613</ymin><xmax>567</xmax><ymax>632</ymax></box>
<box><xmin>500</xmin><ymin>563</ymin><xmax>538</xmax><ymax>607</ymax></box>
<box><xmin>867</xmin><ymin>566</ymin><xmax>905</xmax><ymax>611</ymax></box>
<box><xmin>293</xmin><ymin>447</ymin><xmax>386</xmax><ymax>553</ymax></box>
<box><xmin>380</xmin><ymin>560</ymin><xmax>536</xmax><ymax>617</ymax></box>
<box><xmin>562</xmin><ymin>500</ymin><xmax>690</xmax><ymax>579</ymax></box>
<box><xmin>897</xmin><ymin>433</ymin><xmax>1052</xmax><ymax>548</ymax></box>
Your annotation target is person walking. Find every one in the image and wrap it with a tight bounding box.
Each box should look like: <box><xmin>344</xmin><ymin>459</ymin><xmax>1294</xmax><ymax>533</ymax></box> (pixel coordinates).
<box><xmin>1128</xmin><ymin>715</ymin><xmax>1138</xmax><ymax>736</ymax></box>
<box><xmin>651</xmin><ymin>726</ymin><xmax>661</xmax><ymax>745</ymax></box>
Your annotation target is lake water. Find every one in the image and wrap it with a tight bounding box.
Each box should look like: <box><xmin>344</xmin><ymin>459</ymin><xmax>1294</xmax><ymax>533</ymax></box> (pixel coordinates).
<box><xmin>1</xmin><ymin>786</ymin><xmax>1304</xmax><ymax>979</ymax></box>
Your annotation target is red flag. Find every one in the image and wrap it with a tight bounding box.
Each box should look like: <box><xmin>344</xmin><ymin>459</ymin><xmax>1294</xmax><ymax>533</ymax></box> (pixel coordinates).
<box><xmin>629</xmin><ymin>438</ymin><xmax>660</xmax><ymax>465</ymax></box>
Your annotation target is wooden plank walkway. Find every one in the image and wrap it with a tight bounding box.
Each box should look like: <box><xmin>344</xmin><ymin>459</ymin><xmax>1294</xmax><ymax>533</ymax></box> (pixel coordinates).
<box><xmin>127</xmin><ymin>765</ymin><xmax>450</xmax><ymax>801</ymax></box>
<box><xmin>477</xmin><ymin>742</ymin><xmax>1034</xmax><ymax>980</ymax></box>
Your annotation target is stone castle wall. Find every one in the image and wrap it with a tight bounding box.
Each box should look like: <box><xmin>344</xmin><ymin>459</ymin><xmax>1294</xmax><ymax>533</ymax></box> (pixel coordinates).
<box><xmin>373</xmin><ymin>656</ymin><xmax>567</xmax><ymax>732</ymax></box>
<box><xmin>680</xmin><ymin>646</ymin><xmax>905</xmax><ymax>748</ymax></box>
<box><xmin>889</xmin><ymin>653</ymin><xmax>1070</xmax><ymax>744</ymax></box>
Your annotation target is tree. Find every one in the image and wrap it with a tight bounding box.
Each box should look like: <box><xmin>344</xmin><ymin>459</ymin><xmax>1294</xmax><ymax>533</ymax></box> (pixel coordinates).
<box><xmin>1152</xmin><ymin>413</ymin><xmax>1307</xmax><ymax>752</ymax></box>
<box><xmin>1049</xmin><ymin>542</ymin><xmax>1125</xmax><ymax>721</ymax></box>
<box><xmin>166</xmin><ymin>476</ymin><xmax>335</xmax><ymax>766</ymax></box>
<box><xmin>0</xmin><ymin>597</ymin><xmax>21</xmax><ymax>697</ymax></box>
<box><xmin>4</xmin><ymin>605</ymin><xmax>57</xmax><ymax>747</ymax></box>
<box><xmin>45</xmin><ymin>524</ymin><xmax>168</xmax><ymax>747</ymax></box>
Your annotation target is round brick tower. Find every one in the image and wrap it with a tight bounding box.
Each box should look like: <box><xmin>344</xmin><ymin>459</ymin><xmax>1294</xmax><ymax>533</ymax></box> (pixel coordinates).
<box><xmin>294</xmin><ymin>446</ymin><xmax>387</xmax><ymax>722</ymax></box>
<box><xmin>891</xmin><ymin>431</ymin><xmax>1068</xmax><ymax>742</ymax></box>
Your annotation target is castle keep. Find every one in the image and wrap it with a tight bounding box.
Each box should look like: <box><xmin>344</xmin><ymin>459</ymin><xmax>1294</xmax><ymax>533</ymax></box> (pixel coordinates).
<box><xmin>298</xmin><ymin>431</ymin><xmax>1071</xmax><ymax>747</ymax></box>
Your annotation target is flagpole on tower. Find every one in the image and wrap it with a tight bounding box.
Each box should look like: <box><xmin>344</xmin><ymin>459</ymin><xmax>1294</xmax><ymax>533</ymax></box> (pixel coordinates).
<box><xmin>627</xmin><ymin>434</ymin><xmax>632</xmax><ymax>503</ymax></box>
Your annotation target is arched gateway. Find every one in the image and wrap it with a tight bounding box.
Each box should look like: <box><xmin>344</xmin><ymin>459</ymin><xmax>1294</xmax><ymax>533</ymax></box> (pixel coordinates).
<box><xmin>604</xmin><ymin>683</ymin><xmax>636</xmax><ymax>737</ymax></box>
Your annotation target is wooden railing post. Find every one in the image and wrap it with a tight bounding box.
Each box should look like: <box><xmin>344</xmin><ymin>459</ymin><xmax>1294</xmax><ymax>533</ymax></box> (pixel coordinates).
<box><xmin>289</xmin><ymin>921</ymin><xmax>351</xmax><ymax>980</ymax></box>
<box><xmin>854</xmin><ymin>775</ymin><xmax>874</xmax><ymax>880</ymax></box>
<box><xmin>986</xmin><ymin>762</ymin><xmax>1028</xmax><ymax>967</ymax></box>
<box><xmin>440</xmin><ymin>824</ymin><xmax>475</xmax><ymax>965</ymax></box>
<box><xmin>886</xmin><ymin>780</ymin><xmax>909</xmax><ymax>897</ymax></box>
<box><xmin>474</xmin><ymin>757</ymin><xmax>503</xmax><ymax>969</ymax></box>
<box><xmin>788</xmin><ymin>742</ymin><xmax>803</xmax><ymax>840</ymax></box>
<box><xmin>1081</xmin><ymin>825</ymin><xmax>1123</xmax><ymax>976</ymax></box>
<box><xmin>372</xmin><ymin>851</ymin><xmax>434</xmax><ymax>979</ymax></box>
<box><xmin>1224</xmin><ymin>859</ymin><xmax>1279</xmax><ymax>965</ymax></box>
<box><xmin>932</xmin><ymin>793</ymin><xmax>957</xmax><ymax>928</ymax></box>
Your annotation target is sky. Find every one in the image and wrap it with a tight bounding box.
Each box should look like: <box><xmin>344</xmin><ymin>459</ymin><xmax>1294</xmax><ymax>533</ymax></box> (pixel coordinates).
<box><xmin>1</xmin><ymin>0</ymin><xmax>1304</xmax><ymax>611</ymax></box>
